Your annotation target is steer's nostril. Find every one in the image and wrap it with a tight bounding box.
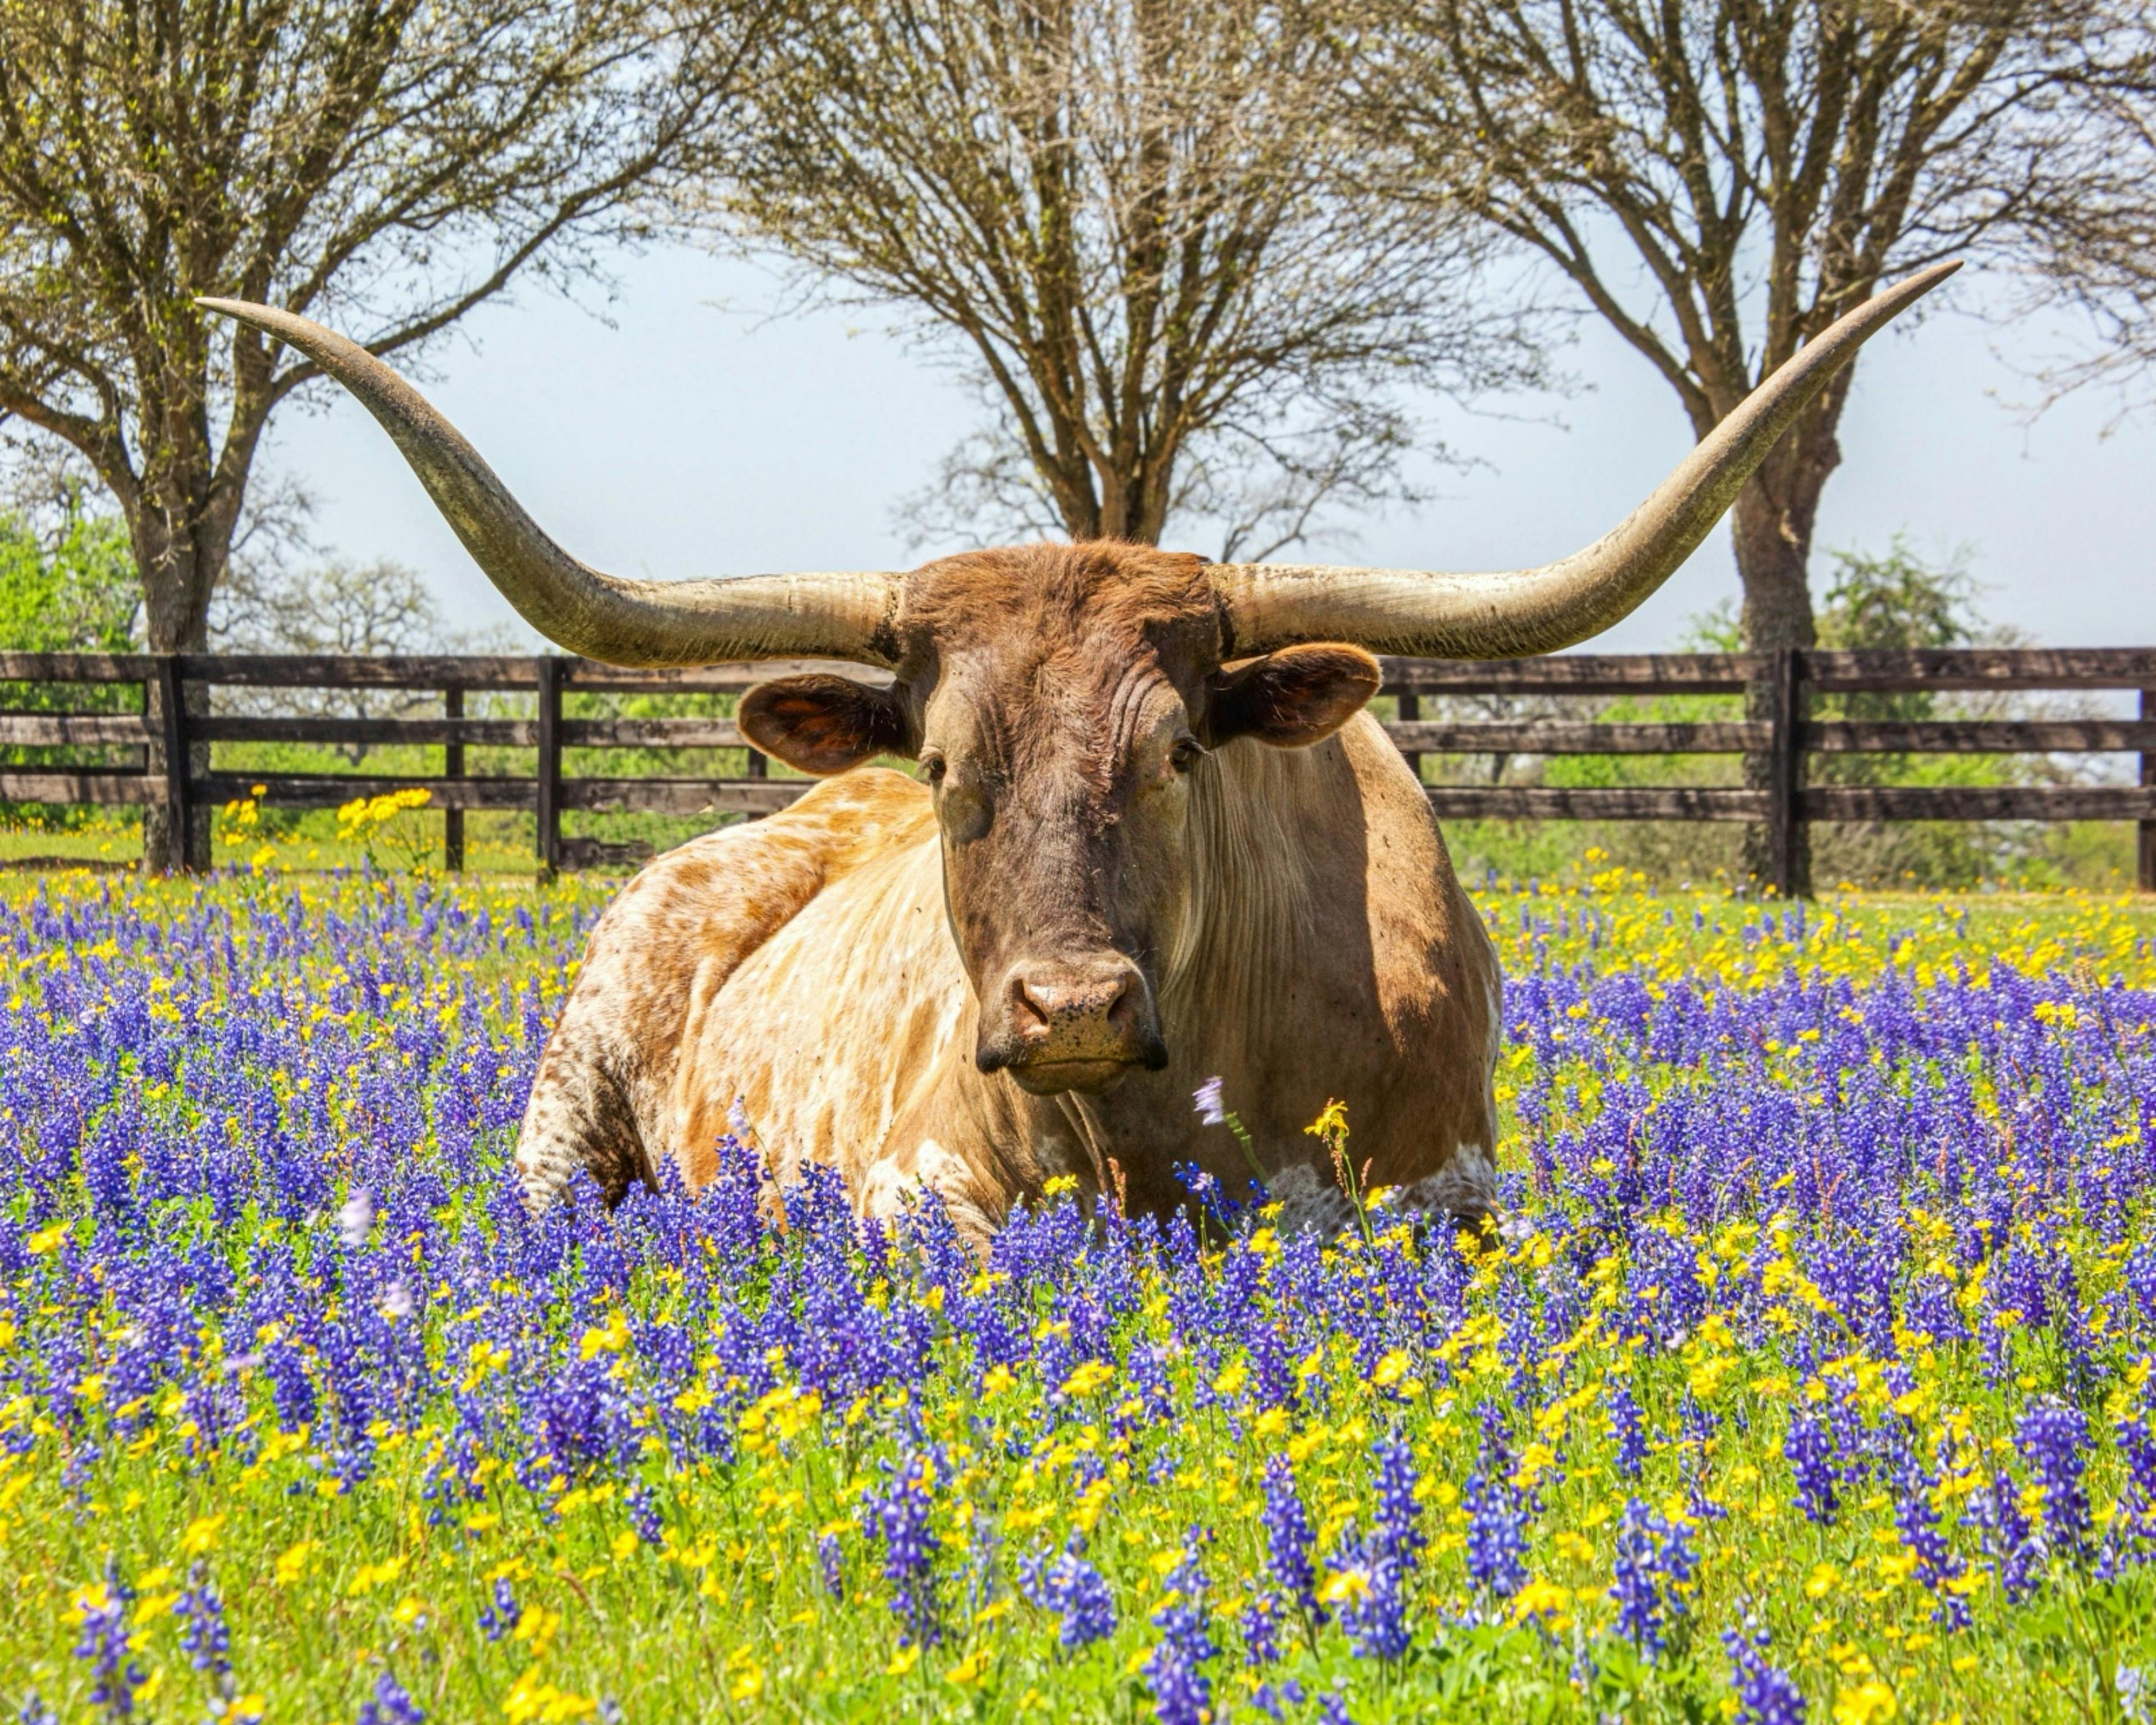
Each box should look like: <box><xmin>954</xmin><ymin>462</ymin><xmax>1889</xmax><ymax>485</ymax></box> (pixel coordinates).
<box><xmin>1106</xmin><ymin>973</ymin><xmax>1139</xmax><ymax>1028</ymax></box>
<box><xmin>1007</xmin><ymin>974</ymin><xmax>1052</xmax><ymax>1036</ymax></box>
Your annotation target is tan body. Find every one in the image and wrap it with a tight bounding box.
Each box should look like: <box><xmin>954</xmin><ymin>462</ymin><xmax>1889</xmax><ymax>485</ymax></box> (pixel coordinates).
<box><xmin>515</xmin><ymin>710</ymin><xmax>1500</xmax><ymax>1236</ymax></box>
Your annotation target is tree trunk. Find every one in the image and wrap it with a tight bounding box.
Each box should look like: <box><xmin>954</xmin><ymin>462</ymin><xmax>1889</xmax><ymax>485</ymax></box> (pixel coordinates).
<box><xmin>134</xmin><ymin>508</ymin><xmax>226</xmax><ymax>874</ymax></box>
<box><xmin>1731</xmin><ymin>427</ymin><xmax>1837</xmax><ymax>897</ymax></box>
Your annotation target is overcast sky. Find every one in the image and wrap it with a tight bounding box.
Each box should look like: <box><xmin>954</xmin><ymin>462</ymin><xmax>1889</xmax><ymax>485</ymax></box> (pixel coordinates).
<box><xmin>259</xmin><ymin>243</ymin><xmax>2154</xmax><ymax>653</ymax></box>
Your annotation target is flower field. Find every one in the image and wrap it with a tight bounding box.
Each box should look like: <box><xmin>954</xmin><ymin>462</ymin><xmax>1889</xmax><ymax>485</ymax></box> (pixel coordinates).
<box><xmin>4</xmin><ymin>872</ymin><xmax>2156</xmax><ymax>1723</ymax></box>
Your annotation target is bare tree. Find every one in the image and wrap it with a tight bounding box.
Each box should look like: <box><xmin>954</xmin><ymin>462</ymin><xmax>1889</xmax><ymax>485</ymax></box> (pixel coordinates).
<box><xmin>0</xmin><ymin>0</ymin><xmax>771</xmax><ymax>865</ymax></box>
<box><xmin>1356</xmin><ymin>0</ymin><xmax>2156</xmax><ymax>887</ymax></box>
<box><xmin>2012</xmin><ymin>70</ymin><xmax>2156</xmax><ymax>413</ymax></box>
<box><xmin>687</xmin><ymin>0</ymin><xmax>1546</xmax><ymax>559</ymax></box>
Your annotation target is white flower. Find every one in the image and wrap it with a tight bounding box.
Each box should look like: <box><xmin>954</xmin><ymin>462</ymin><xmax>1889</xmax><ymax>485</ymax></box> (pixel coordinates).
<box><xmin>378</xmin><ymin>1279</ymin><xmax>415</xmax><ymax>1321</ymax></box>
<box><xmin>1193</xmin><ymin>1076</ymin><xmax>1227</xmax><ymax>1126</ymax></box>
<box><xmin>336</xmin><ymin>1188</ymin><xmax>374</xmax><ymax>1249</ymax></box>
<box><xmin>727</xmin><ymin>1097</ymin><xmax>755</xmax><ymax>1142</ymax></box>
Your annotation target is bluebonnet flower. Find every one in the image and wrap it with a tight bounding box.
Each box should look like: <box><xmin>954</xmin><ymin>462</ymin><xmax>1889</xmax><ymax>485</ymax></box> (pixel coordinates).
<box><xmin>1785</xmin><ymin>1409</ymin><xmax>1838</xmax><ymax>1525</ymax></box>
<box><xmin>1260</xmin><ymin>1454</ymin><xmax>1321</xmax><ymax>1620</ymax></box>
<box><xmin>1976</xmin><ymin>1470</ymin><xmax>2043</xmax><ymax>1604</ymax></box>
<box><xmin>865</xmin><ymin>1450</ymin><xmax>943</xmax><ymax>1648</ymax></box>
<box><xmin>175</xmin><ymin>1561</ymin><xmax>232</xmax><ymax>1678</ymax></box>
<box><xmin>1609</xmin><ymin>1499</ymin><xmax>1696</xmax><ymax>1662</ymax></box>
<box><xmin>72</xmin><ymin>1566</ymin><xmax>143</xmax><ymax>1721</ymax></box>
<box><xmin>1144</xmin><ymin>1540</ymin><xmax>1218</xmax><ymax>1725</ymax></box>
<box><xmin>1463</xmin><ymin>1464</ymin><xmax>1528</xmax><ymax>1600</ymax></box>
<box><xmin>2017</xmin><ymin>1395</ymin><xmax>2093</xmax><ymax>1561</ymax></box>
<box><xmin>1328</xmin><ymin>1525</ymin><xmax>1413</xmax><ymax>1663</ymax></box>
<box><xmin>1891</xmin><ymin>1448</ymin><xmax>1969</xmax><ymax>1631</ymax></box>
<box><xmin>355</xmin><ymin>1672</ymin><xmax>424</xmax><ymax>1725</ymax></box>
<box><xmin>1369</xmin><ymin>1435</ymin><xmax>1424</xmax><ymax>1562</ymax></box>
<box><xmin>1249</xmin><ymin>1680</ymin><xmax>1307</xmax><ymax>1721</ymax></box>
<box><xmin>1724</xmin><ymin>1623</ymin><xmax>1806</xmax><ymax>1724</ymax></box>
<box><xmin>624</xmin><ymin>1483</ymin><xmax>665</xmax><ymax>1547</ymax></box>
<box><xmin>817</xmin><ymin>1532</ymin><xmax>846</xmax><ymax>1600</ymax></box>
<box><xmin>1240</xmin><ymin>1592</ymin><xmax>1283</xmax><ymax>1666</ymax></box>
<box><xmin>1328</xmin><ymin>1435</ymin><xmax>1423</xmax><ymax>1661</ymax></box>
<box><xmin>2101</xmin><ymin>1418</ymin><xmax>2156</xmax><ymax>1577</ymax></box>
<box><xmin>1606</xmin><ymin>1380</ymin><xmax>1648</xmax><ymax>1479</ymax></box>
<box><xmin>477</xmin><ymin>1577</ymin><xmax>519</xmax><ymax>1642</ymax></box>
<box><xmin>1017</xmin><ymin>1540</ymin><xmax>1116</xmax><ymax>1651</ymax></box>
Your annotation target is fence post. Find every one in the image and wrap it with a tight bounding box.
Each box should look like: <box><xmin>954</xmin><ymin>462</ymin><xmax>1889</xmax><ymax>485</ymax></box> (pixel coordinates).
<box><xmin>2141</xmin><ymin>688</ymin><xmax>2156</xmax><ymax>892</ymax></box>
<box><xmin>153</xmin><ymin>655</ymin><xmax>193</xmax><ymax>873</ymax></box>
<box><xmin>1396</xmin><ymin>686</ymin><xmax>1423</xmax><ymax>784</ymax></box>
<box><xmin>1765</xmin><ymin>647</ymin><xmax>1802</xmax><ymax>898</ymax></box>
<box><xmin>535</xmin><ymin>658</ymin><xmax>563</xmax><ymax>879</ymax></box>
<box><xmin>443</xmin><ymin>685</ymin><xmax>465</xmax><ymax>873</ymax></box>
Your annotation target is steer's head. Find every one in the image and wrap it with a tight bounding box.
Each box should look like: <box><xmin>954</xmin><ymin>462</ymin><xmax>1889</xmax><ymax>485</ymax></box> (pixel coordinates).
<box><xmin>733</xmin><ymin>545</ymin><xmax>1380</xmax><ymax>1093</ymax></box>
<box><xmin>195</xmin><ymin>262</ymin><xmax>1955</xmax><ymax>1090</ymax></box>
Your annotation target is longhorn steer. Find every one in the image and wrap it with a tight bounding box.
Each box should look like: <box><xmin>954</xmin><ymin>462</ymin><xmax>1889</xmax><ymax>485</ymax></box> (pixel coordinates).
<box><xmin>202</xmin><ymin>262</ymin><xmax>1955</xmax><ymax>1242</ymax></box>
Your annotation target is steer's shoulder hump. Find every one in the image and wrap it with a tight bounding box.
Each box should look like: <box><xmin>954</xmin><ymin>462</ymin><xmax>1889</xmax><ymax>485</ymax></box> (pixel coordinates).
<box><xmin>788</xmin><ymin>764</ymin><xmax>931</xmax><ymax>822</ymax></box>
<box><xmin>608</xmin><ymin>766</ymin><xmax>931</xmax><ymax>919</ymax></box>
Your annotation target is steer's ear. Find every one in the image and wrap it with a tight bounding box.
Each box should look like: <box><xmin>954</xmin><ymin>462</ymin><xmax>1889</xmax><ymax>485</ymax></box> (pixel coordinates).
<box><xmin>738</xmin><ymin>674</ymin><xmax>911</xmax><ymax>775</ymax></box>
<box><xmin>1204</xmin><ymin>644</ymin><xmax>1382</xmax><ymax>749</ymax></box>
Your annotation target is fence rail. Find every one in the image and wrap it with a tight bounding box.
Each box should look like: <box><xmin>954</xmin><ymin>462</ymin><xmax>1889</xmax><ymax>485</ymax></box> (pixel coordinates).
<box><xmin>4</xmin><ymin>648</ymin><xmax>2154</xmax><ymax>889</ymax></box>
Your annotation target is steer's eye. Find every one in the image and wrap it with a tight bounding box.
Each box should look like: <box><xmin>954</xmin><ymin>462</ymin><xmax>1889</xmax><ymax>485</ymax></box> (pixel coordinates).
<box><xmin>1170</xmin><ymin>737</ymin><xmax>1205</xmax><ymax>774</ymax></box>
<box><xmin>921</xmin><ymin>752</ymin><xmax>948</xmax><ymax>786</ymax></box>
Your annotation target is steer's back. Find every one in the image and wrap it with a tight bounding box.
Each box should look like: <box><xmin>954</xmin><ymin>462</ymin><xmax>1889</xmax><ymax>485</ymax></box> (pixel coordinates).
<box><xmin>513</xmin><ymin>769</ymin><xmax>942</xmax><ymax>1209</ymax></box>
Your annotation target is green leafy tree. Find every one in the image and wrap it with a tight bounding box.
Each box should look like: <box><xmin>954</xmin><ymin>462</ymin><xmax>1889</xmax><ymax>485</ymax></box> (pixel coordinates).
<box><xmin>0</xmin><ymin>488</ymin><xmax>140</xmax><ymax>830</ymax></box>
<box><xmin>0</xmin><ymin>491</ymin><xmax>138</xmax><ymax>652</ymax></box>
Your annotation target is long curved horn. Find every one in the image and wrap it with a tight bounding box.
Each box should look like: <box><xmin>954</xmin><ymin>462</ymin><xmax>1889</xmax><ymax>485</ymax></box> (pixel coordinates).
<box><xmin>197</xmin><ymin>299</ymin><xmax>903</xmax><ymax>669</ymax></box>
<box><xmin>1210</xmin><ymin>260</ymin><xmax>1959</xmax><ymax>660</ymax></box>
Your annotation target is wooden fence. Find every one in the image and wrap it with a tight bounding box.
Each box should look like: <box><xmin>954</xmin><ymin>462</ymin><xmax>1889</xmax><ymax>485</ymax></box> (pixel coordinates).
<box><xmin>6</xmin><ymin>647</ymin><xmax>2156</xmax><ymax>892</ymax></box>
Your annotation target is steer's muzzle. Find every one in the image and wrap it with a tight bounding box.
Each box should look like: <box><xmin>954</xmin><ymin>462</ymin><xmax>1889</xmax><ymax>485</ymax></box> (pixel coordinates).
<box><xmin>976</xmin><ymin>953</ymin><xmax>1168</xmax><ymax>1094</ymax></box>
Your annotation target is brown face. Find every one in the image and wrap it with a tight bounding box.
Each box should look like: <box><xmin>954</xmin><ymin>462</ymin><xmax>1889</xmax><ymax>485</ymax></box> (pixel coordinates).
<box><xmin>738</xmin><ymin>544</ymin><xmax>1380</xmax><ymax>1096</ymax></box>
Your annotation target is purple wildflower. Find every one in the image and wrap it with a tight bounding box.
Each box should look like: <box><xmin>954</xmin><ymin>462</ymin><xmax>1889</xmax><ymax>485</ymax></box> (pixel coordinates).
<box><xmin>174</xmin><ymin>1562</ymin><xmax>232</xmax><ymax>1679</ymax></box>
<box><xmin>72</xmin><ymin>1568</ymin><xmax>144</xmax><ymax>1721</ymax></box>
<box><xmin>865</xmin><ymin>1450</ymin><xmax>943</xmax><ymax>1648</ymax></box>
<box><xmin>355</xmin><ymin>1672</ymin><xmax>424</xmax><ymax>1725</ymax></box>
<box><xmin>1976</xmin><ymin>1470</ymin><xmax>2043</xmax><ymax>1604</ymax></box>
<box><xmin>477</xmin><ymin>1577</ymin><xmax>519</xmax><ymax>1642</ymax></box>
<box><xmin>1260</xmin><ymin>1454</ymin><xmax>1321</xmax><ymax>1620</ymax></box>
<box><xmin>1249</xmin><ymin>1680</ymin><xmax>1306</xmax><ymax>1719</ymax></box>
<box><xmin>1463</xmin><ymin>1464</ymin><xmax>1528</xmax><ymax>1600</ymax></box>
<box><xmin>1785</xmin><ymin>1409</ymin><xmax>1838</xmax><ymax>1525</ymax></box>
<box><xmin>2017</xmin><ymin>1394</ymin><xmax>2093</xmax><ymax>1561</ymax></box>
<box><xmin>1609</xmin><ymin>1498</ymin><xmax>1696</xmax><ymax>1662</ymax></box>
<box><xmin>1144</xmin><ymin>1540</ymin><xmax>1218</xmax><ymax>1725</ymax></box>
<box><xmin>1724</xmin><ymin>1623</ymin><xmax>1806</xmax><ymax>1724</ymax></box>
<box><xmin>1607</xmin><ymin>1380</ymin><xmax>1648</xmax><ymax>1480</ymax></box>
<box><xmin>1018</xmin><ymin>1541</ymin><xmax>1116</xmax><ymax>1651</ymax></box>
<box><xmin>1891</xmin><ymin>1448</ymin><xmax>1969</xmax><ymax>1631</ymax></box>
<box><xmin>2101</xmin><ymin>1417</ymin><xmax>2156</xmax><ymax>1577</ymax></box>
